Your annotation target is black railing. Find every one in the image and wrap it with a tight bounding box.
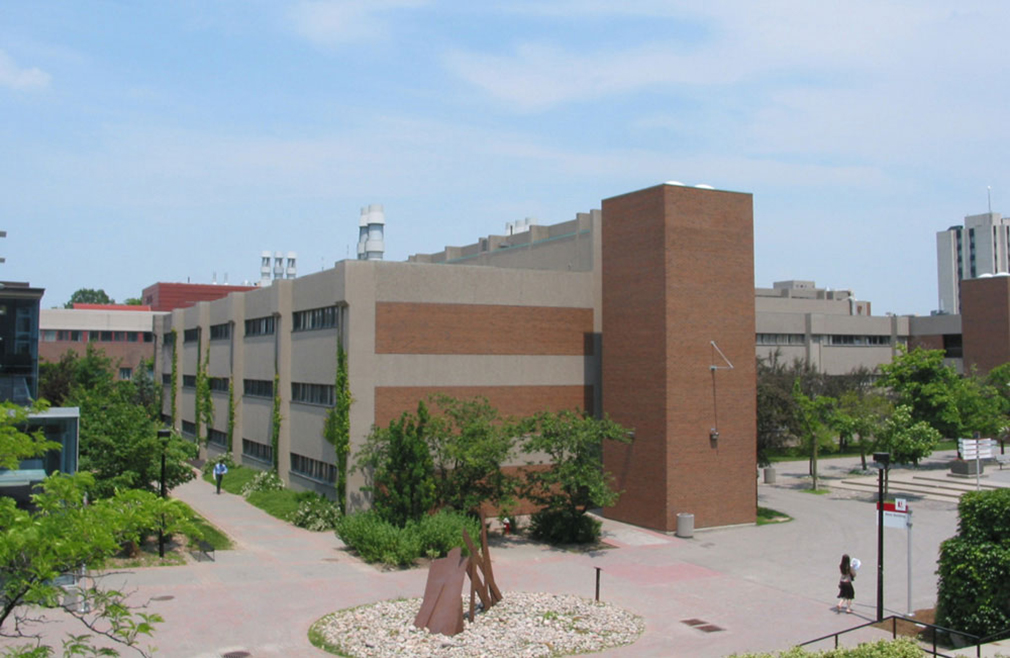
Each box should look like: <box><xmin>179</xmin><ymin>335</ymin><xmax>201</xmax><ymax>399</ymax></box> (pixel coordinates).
<box><xmin>798</xmin><ymin>614</ymin><xmax>984</xmax><ymax>658</ymax></box>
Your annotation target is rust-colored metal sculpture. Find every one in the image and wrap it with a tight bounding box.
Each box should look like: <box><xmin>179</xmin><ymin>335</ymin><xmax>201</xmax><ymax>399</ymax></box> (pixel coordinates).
<box><xmin>414</xmin><ymin>513</ymin><xmax>503</xmax><ymax>635</ymax></box>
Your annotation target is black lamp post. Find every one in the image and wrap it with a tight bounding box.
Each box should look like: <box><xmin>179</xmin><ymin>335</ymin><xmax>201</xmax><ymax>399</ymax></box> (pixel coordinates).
<box><xmin>157</xmin><ymin>428</ymin><xmax>171</xmax><ymax>558</ymax></box>
<box><xmin>873</xmin><ymin>451</ymin><xmax>890</xmax><ymax>622</ymax></box>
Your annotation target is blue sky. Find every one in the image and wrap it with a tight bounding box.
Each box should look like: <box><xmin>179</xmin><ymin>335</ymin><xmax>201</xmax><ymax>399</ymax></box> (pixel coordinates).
<box><xmin>3</xmin><ymin>1</ymin><xmax>1008</xmax><ymax>315</ymax></box>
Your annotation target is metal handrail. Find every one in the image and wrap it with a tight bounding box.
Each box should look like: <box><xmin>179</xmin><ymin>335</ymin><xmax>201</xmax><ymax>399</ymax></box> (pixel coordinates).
<box><xmin>797</xmin><ymin>614</ymin><xmax>981</xmax><ymax>658</ymax></box>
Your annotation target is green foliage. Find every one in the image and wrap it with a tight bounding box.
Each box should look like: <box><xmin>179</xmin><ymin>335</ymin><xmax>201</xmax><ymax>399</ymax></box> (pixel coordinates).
<box><xmin>246</xmin><ymin>489</ymin><xmax>302</xmax><ymax>519</ymax></box>
<box><xmin>0</xmin><ymin>473</ymin><xmax>164</xmax><ymax>655</ymax></box>
<box><xmin>131</xmin><ymin>357</ymin><xmax>160</xmax><ymax>419</ymax></box>
<box><xmin>957</xmin><ymin>370</ymin><xmax>1004</xmax><ymax>439</ymax></box>
<box><xmin>72</xmin><ymin>377</ymin><xmax>196</xmax><ymax>499</ymax></box>
<box><xmin>358</xmin><ymin>401</ymin><xmax>436</xmax><ymax>527</ymax></box>
<box><xmin>729</xmin><ymin>637</ymin><xmax>924</xmax><ymax>657</ymax></box>
<box><xmin>877</xmin><ymin>346</ymin><xmax>965</xmax><ymax>438</ymax></box>
<box><xmin>875</xmin><ymin>404</ymin><xmax>941</xmax><ymax>465</ymax></box>
<box><xmin>271</xmin><ymin>373</ymin><xmax>281</xmax><ymax>470</ymax></box>
<box><xmin>334</xmin><ymin>340</ymin><xmax>352</xmax><ymax>514</ymax></box>
<box><xmin>936</xmin><ymin>487</ymin><xmax>1010</xmax><ymax>637</ymax></box>
<box><xmin>833</xmin><ymin>390</ymin><xmax>892</xmax><ymax>470</ymax></box>
<box><xmin>792</xmin><ymin>382</ymin><xmax>837</xmax><ymax>490</ymax></box>
<box><xmin>756</xmin><ymin>352</ymin><xmax>805</xmax><ymax>466</ymax></box>
<box><xmin>240</xmin><ymin>469</ymin><xmax>286</xmax><ymax>497</ymax></box>
<box><xmin>426</xmin><ymin>394</ymin><xmax>520</xmax><ymax>513</ymax></box>
<box><xmin>201</xmin><ymin>463</ymin><xmax>258</xmax><ymax>494</ymax></box>
<box><xmin>64</xmin><ymin>288</ymin><xmax>114</xmax><ymax>308</ymax></box>
<box><xmin>521</xmin><ymin>409</ymin><xmax>632</xmax><ymax>543</ymax></box>
<box><xmin>195</xmin><ymin>341</ymin><xmax>214</xmax><ymax>446</ymax></box>
<box><xmin>288</xmin><ymin>494</ymin><xmax>342</xmax><ymax>531</ymax></box>
<box><xmin>0</xmin><ymin>400</ymin><xmax>60</xmax><ymax>470</ymax></box>
<box><xmin>226</xmin><ymin>379</ymin><xmax>236</xmax><ymax>454</ymax></box>
<box><xmin>335</xmin><ymin>509</ymin><xmax>480</xmax><ymax>567</ymax></box>
<box><xmin>169</xmin><ymin>329</ymin><xmax>178</xmax><ymax>427</ymax></box>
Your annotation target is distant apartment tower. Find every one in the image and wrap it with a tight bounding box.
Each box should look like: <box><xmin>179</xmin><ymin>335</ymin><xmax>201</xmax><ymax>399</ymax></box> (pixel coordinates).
<box><xmin>260</xmin><ymin>251</ymin><xmax>297</xmax><ymax>286</ymax></box>
<box><xmin>357</xmin><ymin>205</ymin><xmax>385</xmax><ymax>261</ymax></box>
<box><xmin>937</xmin><ymin>212</ymin><xmax>1010</xmax><ymax>314</ymax></box>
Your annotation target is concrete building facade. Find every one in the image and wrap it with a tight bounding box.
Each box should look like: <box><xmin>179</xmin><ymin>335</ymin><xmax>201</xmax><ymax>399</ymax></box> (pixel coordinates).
<box><xmin>39</xmin><ymin>305</ymin><xmax>163</xmax><ymax>380</ymax></box>
<box><xmin>155</xmin><ymin>183</ymin><xmax>757</xmax><ymax>532</ymax></box>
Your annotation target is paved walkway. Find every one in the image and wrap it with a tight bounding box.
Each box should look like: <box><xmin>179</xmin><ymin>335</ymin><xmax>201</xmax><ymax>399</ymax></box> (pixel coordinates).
<box><xmin>6</xmin><ymin>453</ymin><xmax>991</xmax><ymax>657</ymax></box>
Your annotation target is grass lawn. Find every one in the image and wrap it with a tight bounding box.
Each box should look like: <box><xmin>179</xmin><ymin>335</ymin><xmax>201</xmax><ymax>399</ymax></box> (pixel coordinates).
<box><xmin>756</xmin><ymin>506</ymin><xmax>792</xmax><ymax>525</ymax></box>
<box><xmin>202</xmin><ymin>464</ymin><xmax>258</xmax><ymax>494</ymax></box>
<box><xmin>202</xmin><ymin>464</ymin><xmax>303</xmax><ymax>523</ymax></box>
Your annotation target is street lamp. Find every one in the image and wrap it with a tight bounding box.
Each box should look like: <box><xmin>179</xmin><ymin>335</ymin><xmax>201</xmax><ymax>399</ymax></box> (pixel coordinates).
<box><xmin>873</xmin><ymin>451</ymin><xmax>891</xmax><ymax>622</ymax></box>
<box><xmin>157</xmin><ymin>428</ymin><xmax>171</xmax><ymax>557</ymax></box>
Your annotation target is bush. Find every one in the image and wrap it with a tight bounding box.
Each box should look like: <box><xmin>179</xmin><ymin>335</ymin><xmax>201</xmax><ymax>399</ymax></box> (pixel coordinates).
<box><xmin>335</xmin><ymin>509</ymin><xmax>480</xmax><ymax>567</ymax></box>
<box><xmin>289</xmin><ymin>493</ymin><xmax>341</xmax><ymax>531</ymax></box>
<box><xmin>529</xmin><ymin>508</ymin><xmax>601</xmax><ymax>544</ymax></box>
<box><xmin>241</xmin><ymin>470</ymin><xmax>285</xmax><ymax>497</ymax></box>
<box><xmin>730</xmin><ymin>637</ymin><xmax>924</xmax><ymax>657</ymax></box>
<box><xmin>936</xmin><ymin>487</ymin><xmax>1010</xmax><ymax>637</ymax></box>
<box><xmin>201</xmin><ymin>453</ymin><xmax>238</xmax><ymax>476</ymax></box>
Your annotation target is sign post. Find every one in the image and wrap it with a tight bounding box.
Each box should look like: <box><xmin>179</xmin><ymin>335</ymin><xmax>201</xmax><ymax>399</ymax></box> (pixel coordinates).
<box><xmin>959</xmin><ymin>438</ymin><xmax>995</xmax><ymax>490</ymax></box>
<box><xmin>876</xmin><ymin>497</ymin><xmax>912</xmax><ymax>615</ymax></box>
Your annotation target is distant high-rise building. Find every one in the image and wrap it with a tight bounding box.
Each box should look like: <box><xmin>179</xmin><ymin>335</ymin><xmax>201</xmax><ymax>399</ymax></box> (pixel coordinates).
<box><xmin>260</xmin><ymin>251</ymin><xmax>297</xmax><ymax>286</ymax></box>
<box><xmin>936</xmin><ymin>212</ymin><xmax>1010</xmax><ymax>314</ymax></box>
<box><xmin>357</xmin><ymin>205</ymin><xmax>385</xmax><ymax>261</ymax></box>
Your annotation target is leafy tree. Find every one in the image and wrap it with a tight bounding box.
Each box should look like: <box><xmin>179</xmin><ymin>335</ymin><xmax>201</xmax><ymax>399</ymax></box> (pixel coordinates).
<box><xmin>875</xmin><ymin>404</ymin><xmax>941</xmax><ymax>465</ymax></box>
<box><xmin>756</xmin><ymin>352</ymin><xmax>802</xmax><ymax>466</ymax></box>
<box><xmin>956</xmin><ymin>370</ymin><xmax>1004</xmax><ymax>439</ymax></box>
<box><xmin>38</xmin><ymin>352</ymin><xmax>77</xmax><ymax>407</ymax></box>
<box><xmin>792</xmin><ymin>382</ymin><xmax>836</xmax><ymax>490</ymax></box>
<box><xmin>521</xmin><ymin>409</ymin><xmax>632</xmax><ymax>543</ymax></box>
<box><xmin>426</xmin><ymin>394</ymin><xmax>519</xmax><ymax>513</ymax></box>
<box><xmin>64</xmin><ymin>288</ymin><xmax>114</xmax><ymax>308</ymax></box>
<box><xmin>877</xmin><ymin>346</ymin><xmax>965</xmax><ymax>438</ymax></box>
<box><xmin>0</xmin><ymin>473</ymin><xmax>166</xmax><ymax>656</ymax></box>
<box><xmin>124</xmin><ymin>297</ymin><xmax>143</xmax><ymax>306</ymax></box>
<box><xmin>71</xmin><ymin>380</ymin><xmax>195</xmax><ymax>499</ymax></box>
<box><xmin>0</xmin><ymin>400</ymin><xmax>60</xmax><ymax>470</ymax></box>
<box><xmin>131</xmin><ymin>357</ymin><xmax>160</xmax><ymax>419</ymax></box>
<box><xmin>833</xmin><ymin>389</ymin><xmax>892</xmax><ymax>470</ymax></box>
<box><xmin>356</xmin><ymin>401</ymin><xmax>436</xmax><ymax>527</ymax></box>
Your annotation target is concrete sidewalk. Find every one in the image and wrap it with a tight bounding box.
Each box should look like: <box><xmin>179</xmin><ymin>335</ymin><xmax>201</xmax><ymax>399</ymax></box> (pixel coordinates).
<box><xmin>4</xmin><ymin>461</ymin><xmax>969</xmax><ymax>657</ymax></box>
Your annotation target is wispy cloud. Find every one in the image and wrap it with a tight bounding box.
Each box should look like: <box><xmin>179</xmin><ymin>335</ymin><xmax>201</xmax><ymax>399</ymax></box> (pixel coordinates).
<box><xmin>288</xmin><ymin>0</ymin><xmax>427</xmax><ymax>48</ymax></box>
<box><xmin>0</xmin><ymin>49</ymin><xmax>50</xmax><ymax>90</ymax></box>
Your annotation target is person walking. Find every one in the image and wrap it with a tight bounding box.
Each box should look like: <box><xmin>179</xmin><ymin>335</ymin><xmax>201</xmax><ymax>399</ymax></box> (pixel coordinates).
<box><xmin>213</xmin><ymin>460</ymin><xmax>228</xmax><ymax>494</ymax></box>
<box><xmin>836</xmin><ymin>554</ymin><xmax>856</xmax><ymax>613</ymax></box>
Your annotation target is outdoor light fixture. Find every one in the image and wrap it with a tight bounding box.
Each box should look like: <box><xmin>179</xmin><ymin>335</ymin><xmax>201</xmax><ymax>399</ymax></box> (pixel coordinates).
<box><xmin>873</xmin><ymin>451</ymin><xmax>891</xmax><ymax>622</ymax></box>
<box><xmin>709</xmin><ymin>428</ymin><xmax>719</xmax><ymax>443</ymax></box>
<box><xmin>873</xmin><ymin>452</ymin><xmax>891</xmax><ymax>468</ymax></box>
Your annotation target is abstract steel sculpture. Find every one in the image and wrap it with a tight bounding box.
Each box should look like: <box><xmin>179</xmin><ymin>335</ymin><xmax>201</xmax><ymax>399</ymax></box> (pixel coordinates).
<box><xmin>414</xmin><ymin>514</ymin><xmax>503</xmax><ymax>635</ymax></box>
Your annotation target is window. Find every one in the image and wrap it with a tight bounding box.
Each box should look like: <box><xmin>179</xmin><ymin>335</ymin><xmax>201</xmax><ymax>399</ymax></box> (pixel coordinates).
<box><xmin>243</xmin><ymin>378</ymin><xmax>273</xmax><ymax>398</ymax></box>
<box><xmin>57</xmin><ymin>330</ymin><xmax>83</xmax><ymax>342</ymax></box>
<box><xmin>756</xmin><ymin>333</ymin><xmax>805</xmax><ymax>346</ymax></box>
<box><xmin>293</xmin><ymin>306</ymin><xmax>338</xmax><ymax>332</ymax></box>
<box><xmin>291</xmin><ymin>382</ymin><xmax>335</xmax><ymax>406</ymax></box>
<box><xmin>164</xmin><ymin>332</ymin><xmax>176</xmax><ymax>345</ymax></box>
<box><xmin>245</xmin><ymin>316</ymin><xmax>275</xmax><ymax>337</ymax></box>
<box><xmin>290</xmin><ymin>453</ymin><xmax>336</xmax><ymax>484</ymax></box>
<box><xmin>89</xmin><ymin>331</ymin><xmax>100</xmax><ymax>342</ymax></box>
<box><xmin>208</xmin><ymin>429</ymin><xmax>228</xmax><ymax>448</ymax></box>
<box><xmin>183</xmin><ymin>375</ymin><xmax>197</xmax><ymax>388</ymax></box>
<box><xmin>243</xmin><ymin>438</ymin><xmax>273</xmax><ymax>464</ymax></box>
<box><xmin>183</xmin><ymin>328</ymin><xmax>200</xmax><ymax>343</ymax></box>
<box><xmin>209</xmin><ymin>377</ymin><xmax>229</xmax><ymax>392</ymax></box>
<box><xmin>100</xmin><ymin>331</ymin><xmax>113</xmax><ymax>342</ymax></box>
<box><xmin>119</xmin><ymin>367</ymin><xmax>133</xmax><ymax>380</ymax></box>
<box><xmin>143</xmin><ymin>332</ymin><xmax>154</xmax><ymax>343</ymax></box>
<box><xmin>210</xmin><ymin>323</ymin><xmax>231</xmax><ymax>340</ymax></box>
<box><xmin>127</xmin><ymin>332</ymin><xmax>139</xmax><ymax>342</ymax></box>
<box><xmin>41</xmin><ymin>330</ymin><xmax>57</xmax><ymax>342</ymax></box>
<box><xmin>827</xmin><ymin>335</ymin><xmax>891</xmax><ymax>346</ymax></box>
<box><xmin>181</xmin><ymin>420</ymin><xmax>197</xmax><ymax>437</ymax></box>
<box><xmin>162</xmin><ymin>373</ymin><xmax>172</xmax><ymax>385</ymax></box>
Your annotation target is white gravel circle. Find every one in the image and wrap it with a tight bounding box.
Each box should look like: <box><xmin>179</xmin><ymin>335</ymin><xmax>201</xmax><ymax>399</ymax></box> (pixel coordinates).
<box><xmin>311</xmin><ymin>591</ymin><xmax>644</xmax><ymax>657</ymax></box>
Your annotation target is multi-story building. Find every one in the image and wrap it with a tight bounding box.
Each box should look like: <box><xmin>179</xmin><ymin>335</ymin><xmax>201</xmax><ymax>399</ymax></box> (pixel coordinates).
<box><xmin>39</xmin><ymin>304</ymin><xmax>163</xmax><ymax>380</ymax></box>
<box><xmin>142</xmin><ymin>282</ymin><xmax>257</xmax><ymax>312</ymax></box>
<box><xmin>936</xmin><ymin>211</ymin><xmax>1010</xmax><ymax>314</ymax></box>
<box><xmin>155</xmin><ymin>183</ymin><xmax>758</xmax><ymax>532</ymax></box>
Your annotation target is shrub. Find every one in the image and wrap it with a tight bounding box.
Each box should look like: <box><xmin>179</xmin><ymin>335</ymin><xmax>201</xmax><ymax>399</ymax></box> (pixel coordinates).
<box><xmin>241</xmin><ymin>470</ymin><xmax>285</xmax><ymax>497</ymax></box>
<box><xmin>415</xmin><ymin>510</ymin><xmax>481</xmax><ymax>558</ymax></box>
<box><xmin>289</xmin><ymin>494</ymin><xmax>341</xmax><ymax>531</ymax></box>
<box><xmin>529</xmin><ymin>508</ymin><xmax>601</xmax><ymax>544</ymax></box>
<box><xmin>730</xmin><ymin>637</ymin><xmax>925</xmax><ymax>657</ymax></box>
<box><xmin>201</xmin><ymin>453</ymin><xmax>238</xmax><ymax>476</ymax></box>
<box><xmin>936</xmin><ymin>487</ymin><xmax>1010</xmax><ymax>637</ymax></box>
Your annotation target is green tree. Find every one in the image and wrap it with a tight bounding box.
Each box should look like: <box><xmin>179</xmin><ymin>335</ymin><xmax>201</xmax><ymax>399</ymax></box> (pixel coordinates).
<box><xmin>195</xmin><ymin>344</ymin><xmax>213</xmax><ymax>447</ymax></box>
<box><xmin>426</xmin><ymin>394</ymin><xmax>520</xmax><ymax>513</ymax></box>
<box><xmin>64</xmin><ymin>288</ymin><xmax>114</xmax><ymax>308</ymax></box>
<box><xmin>124</xmin><ymin>297</ymin><xmax>143</xmax><ymax>306</ymax></box>
<box><xmin>877</xmin><ymin>346</ymin><xmax>964</xmax><ymax>438</ymax></box>
<box><xmin>833</xmin><ymin>389</ymin><xmax>893</xmax><ymax>470</ymax></box>
<box><xmin>0</xmin><ymin>400</ymin><xmax>60</xmax><ymax>470</ymax></box>
<box><xmin>71</xmin><ymin>380</ymin><xmax>195</xmax><ymax>499</ymax></box>
<box><xmin>0</xmin><ymin>473</ymin><xmax>167</xmax><ymax>656</ymax></box>
<box><xmin>131</xmin><ymin>357</ymin><xmax>160</xmax><ymax>419</ymax></box>
<box><xmin>356</xmin><ymin>401</ymin><xmax>436</xmax><ymax>527</ymax></box>
<box><xmin>875</xmin><ymin>404</ymin><xmax>941</xmax><ymax>465</ymax></box>
<box><xmin>756</xmin><ymin>352</ymin><xmax>802</xmax><ymax>466</ymax></box>
<box><xmin>38</xmin><ymin>351</ymin><xmax>78</xmax><ymax>407</ymax></box>
<box><xmin>323</xmin><ymin>339</ymin><xmax>352</xmax><ymax>514</ymax></box>
<box><xmin>957</xmin><ymin>370</ymin><xmax>1004</xmax><ymax>439</ymax></box>
<box><xmin>521</xmin><ymin>409</ymin><xmax>632</xmax><ymax>543</ymax></box>
<box><xmin>792</xmin><ymin>381</ymin><xmax>836</xmax><ymax>490</ymax></box>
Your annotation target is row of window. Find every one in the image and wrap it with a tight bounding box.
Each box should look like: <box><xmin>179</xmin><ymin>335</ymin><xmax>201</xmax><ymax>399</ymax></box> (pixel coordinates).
<box><xmin>245</xmin><ymin>316</ymin><xmax>276</xmax><ymax>337</ymax></box>
<box><xmin>171</xmin><ymin>306</ymin><xmax>342</xmax><ymax>342</ymax></box>
<box><xmin>210</xmin><ymin>376</ymin><xmax>229</xmax><ymax>392</ymax></box>
<box><xmin>208</xmin><ymin>429</ymin><xmax>227</xmax><ymax>447</ymax></box>
<box><xmin>293</xmin><ymin>306</ymin><xmax>339</xmax><ymax>332</ymax></box>
<box><xmin>182</xmin><ymin>375</ymin><xmax>197</xmax><ymax>388</ymax></box>
<box><xmin>183</xmin><ymin>328</ymin><xmax>200</xmax><ymax>343</ymax></box>
<box><xmin>757</xmin><ymin>333</ymin><xmax>892</xmax><ymax>347</ymax></box>
<box><xmin>291</xmin><ymin>382</ymin><xmax>335</xmax><ymax>406</ymax></box>
<box><xmin>41</xmin><ymin>330</ymin><xmax>153</xmax><ymax>343</ymax></box>
<box><xmin>181</xmin><ymin>420</ymin><xmax>197</xmax><ymax>437</ymax></box>
<box><xmin>290</xmin><ymin>453</ymin><xmax>336</xmax><ymax>484</ymax></box>
<box><xmin>244</xmin><ymin>378</ymin><xmax>274</xmax><ymax>398</ymax></box>
<box><xmin>210</xmin><ymin>323</ymin><xmax>231</xmax><ymax>340</ymax></box>
<box><xmin>243</xmin><ymin>438</ymin><xmax>273</xmax><ymax>464</ymax></box>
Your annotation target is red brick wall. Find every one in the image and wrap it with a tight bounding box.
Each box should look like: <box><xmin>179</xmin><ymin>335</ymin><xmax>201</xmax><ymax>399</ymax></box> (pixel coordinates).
<box><xmin>375</xmin><ymin>303</ymin><xmax>593</xmax><ymax>355</ymax></box>
<box><xmin>908</xmin><ymin>335</ymin><xmax>943</xmax><ymax>351</ymax></box>
<box><xmin>962</xmin><ymin>277</ymin><xmax>1010</xmax><ymax>375</ymax></box>
<box><xmin>374</xmin><ymin>385</ymin><xmax>592</xmax><ymax>428</ymax></box>
<box><xmin>602</xmin><ymin>184</ymin><xmax>757</xmax><ymax>531</ymax></box>
<box><xmin>142</xmin><ymin>283</ymin><xmax>254</xmax><ymax>312</ymax></box>
<box><xmin>38</xmin><ymin>342</ymin><xmax>154</xmax><ymax>380</ymax></box>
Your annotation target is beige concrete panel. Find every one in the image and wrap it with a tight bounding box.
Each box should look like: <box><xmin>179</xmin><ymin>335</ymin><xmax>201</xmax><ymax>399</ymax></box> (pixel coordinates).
<box><xmin>910</xmin><ymin>314</ymin><xmax>961</xmax><ymax>335</ymax></box>
<box><xmin>819</xmin><ymin>346</ymin><xmax>894</xmax><ymax>375</ymax></box>
<box><xmin>755</xmin><ymin>313</ymin><xmax>807</xmax><ymax>333</ymax></box>
<box><xmin>241</xmin><ymin>337</ymin><xmax>276</xmax><ymax>380</ymax></box>
<box><xmin>180</xmin><ymin>391</ymin><xmax>196</xmax><ymax>424</ymax></box>
<box><xmin>290</xmin><ymin>331</ymin><xmax>338</xmax><ymax>383</ymax></box>
<box><xmin>241</xmin><ymin>398</ymin><xmax>273</xmax><ymax>445</ymax></box>
<box><xmin>807</xmin><ymin>314</ymin><xmax>893</xmax><ymax>335</ymax></box>
<box><xmin>288</xmin><ymin>404</ymin><xmax>332</xmax><ymax>463</ymax></box>
<box><xmin>210</xmin><ymin>391</ymin><xmax>229</xmax><ymax>431</ymax></box>
<box><xmin>343</xmin><ymin>261</ymin><xmax>377</xmax><ymax>513</ymax></box>
<box><xmin>291</xmin><ymin>267</ymin><xmax>346</xmax><ymax>309</ymax></box>
<box><xmin>372</xmin><ymin>355</ymin><xmax>591</xmax><ymax>386</ymax></box>
<box><xmin>372</xmin><ymin>261</ymin><xmax>595</xmax><ymax>308</ymax></box>
<box><xmin>756</xmin><ymin>346</ymin><xmax>807</xmax><ymax>364</ymax></box>
<box><xmin>208</xmin><ymin>342</ymin><xmax>230</xmax><ymax>376</ymax></box>
<box><xmin>40</xmin><ymin>309</ymin><xmax>160</xmax><ymax>332</ymax></box>
<box><xmin>242</xmin><ymin>282</ymin><xmax>283</xmax><ymax>320</ymax></box>
<box><xmin>756</xmin><ymin>297</ymin><xmax>858</xmax><ymax>316</ymax></box>
<box><xmin>181</xmin><ymin>343</ymin><xmax>199</xmax><ymax>375</ymax></box>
